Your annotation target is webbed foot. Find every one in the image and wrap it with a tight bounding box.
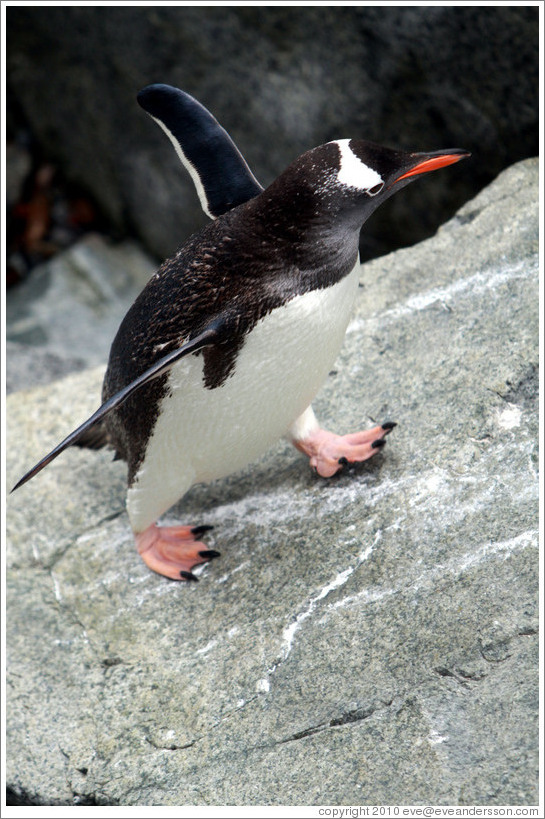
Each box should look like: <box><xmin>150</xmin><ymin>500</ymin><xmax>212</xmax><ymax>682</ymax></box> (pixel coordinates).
<box><xmin>135</xmin><ymin>523</ymin><xmax>219</xmax><ymax>581</ymax></box>
<box><xmin>295</xmin><ymin>421</ymin><xmax>396</xmax><ymax>478</ymax></box>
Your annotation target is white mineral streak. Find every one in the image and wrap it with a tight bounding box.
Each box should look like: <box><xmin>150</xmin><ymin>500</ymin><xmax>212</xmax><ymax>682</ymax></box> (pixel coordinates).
<box><xmin>347</xmin><ymin>258</ymin><xmax>538</xmax><ymax>333</ymax></box>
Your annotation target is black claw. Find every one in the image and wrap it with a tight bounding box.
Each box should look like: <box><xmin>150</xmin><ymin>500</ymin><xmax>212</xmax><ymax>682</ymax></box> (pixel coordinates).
<box><xmin>381</xmin><ymin>421</ymin><xmax>397</xmax><ymax>431</ymax></box>
<box><xmin>180</xmin><ymin>570</ymin><xmax>199</xmax><ymax>582</ymax></box>
<box><xmin>338</xmin><ymin>456</ymin><xmax>349</xmax><ymax>466</ymax></box>
<box><xmin>199</xmin><ymin>549</ymin><xmax>221</xmax><ymax>560</ymax></box>
<box><xmin>371</xmin><ymin>439</ymin><xmax>386</xmax><ymax>449</ymax></box>
<box><xmin>191</xmin><ymin>524</ymin><xmax>214</xmax><ymax>537</ymax></box>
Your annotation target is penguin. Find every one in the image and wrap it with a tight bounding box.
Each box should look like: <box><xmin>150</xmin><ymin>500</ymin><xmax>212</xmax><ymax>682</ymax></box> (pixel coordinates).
<box><xmin>13</xmin><ymin>84</ymin><xmax>470</xmax><ymax>582</ymax></box>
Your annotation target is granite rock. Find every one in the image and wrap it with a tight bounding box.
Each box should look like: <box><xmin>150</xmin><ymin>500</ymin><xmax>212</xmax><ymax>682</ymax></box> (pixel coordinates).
<box><xmin>5</xmin><ymin>159</ymin><xmax>539</xmax><ymax>806</ymax></box>
<box><xmin>6</xmin><ymin>5</ymin><xmax>538</xmax><ymax>261</ymax></box>
<box><xmin>6</xmin><ymin>233</ymin><xmax>156</xmax><ymax>393</ymax></box>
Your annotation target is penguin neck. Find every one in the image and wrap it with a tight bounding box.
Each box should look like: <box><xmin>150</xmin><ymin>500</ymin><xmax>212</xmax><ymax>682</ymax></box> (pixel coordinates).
<box><xmin>242</xmin><ymin>190</ymin><xmax>361</xmax><ymax>279</ymax></box>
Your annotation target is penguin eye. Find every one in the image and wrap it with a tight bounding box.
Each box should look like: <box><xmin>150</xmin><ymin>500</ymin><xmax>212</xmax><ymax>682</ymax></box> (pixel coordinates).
<box><xmin>367</xmin><ymin>182</ymin><xmax>384</xmax><ymax>196</ymax></box>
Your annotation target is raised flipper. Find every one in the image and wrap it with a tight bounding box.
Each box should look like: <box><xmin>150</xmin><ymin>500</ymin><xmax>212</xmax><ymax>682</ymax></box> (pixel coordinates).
<box><xmin>11</xmin><ymin>319</ymin><xmax>225</xmax><ymax>492</ymax></box>
<box><xmin>137</xmin><ymin>83</ymin><xmax>263</xmax><ymax>218</ymax></box>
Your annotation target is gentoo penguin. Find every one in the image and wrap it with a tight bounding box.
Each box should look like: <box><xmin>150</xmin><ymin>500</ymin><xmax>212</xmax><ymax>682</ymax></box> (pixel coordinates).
<box><xmin>13</xmin><ymin>84</ymin><xmax>470</xmax><ymax>581</ymax></box>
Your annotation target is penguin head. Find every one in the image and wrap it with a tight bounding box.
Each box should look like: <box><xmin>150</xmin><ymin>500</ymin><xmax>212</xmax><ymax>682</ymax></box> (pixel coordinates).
<box><xmin>333</xmin><ymin>137</ymin><xmax>470</xmax><ymax>202</ymax></box>
<box><xmin>261</xmin><ymin>138</ymin><xmax>470</xmax><ymax>235</ymax></box>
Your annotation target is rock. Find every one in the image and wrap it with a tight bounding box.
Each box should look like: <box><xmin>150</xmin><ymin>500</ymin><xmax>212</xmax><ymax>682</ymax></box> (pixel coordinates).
<box><xmin>6</xmin><ymin>233</ymin><xmax>156</xmax><ymax>393</ymax></box>
<box><xmin>5</xmin><ymin>159</ymin><xmax>539</xmax><ymax>805</ymax></box>
<box><xmin>6</xmin><ymin>5</ymin><xmax>538</xmax><ymax>261</ymax></box>
<box><xmin>5</xmin><ymin>141</ymin><xmax>31</xmax><ymax>209</ymax></box>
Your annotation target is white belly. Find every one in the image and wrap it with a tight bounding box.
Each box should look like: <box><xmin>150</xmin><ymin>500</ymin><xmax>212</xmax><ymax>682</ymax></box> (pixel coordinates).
<box><xmin>127</xmin><ymin>263</ymin><xmax>360</xmax><ymax>531</ymax></box>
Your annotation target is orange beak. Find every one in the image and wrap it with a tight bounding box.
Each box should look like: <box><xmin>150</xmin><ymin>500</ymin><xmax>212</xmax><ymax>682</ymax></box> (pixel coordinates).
<box><xmin>394</xmin><ymin>151</ymin><xmax>470</xmax><ymax>183</ymax></box>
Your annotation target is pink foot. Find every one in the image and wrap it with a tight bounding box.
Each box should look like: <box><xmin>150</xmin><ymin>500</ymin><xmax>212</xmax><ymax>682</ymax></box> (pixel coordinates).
<box><xmin>135</xmin><ymin>523</ymin><xmax>219</xmax><ymax>581</ymax></box>
<box><xmin>295</xmin><ymin>422</ymin><xmax>396</xmax><ymax>478</ymax></box>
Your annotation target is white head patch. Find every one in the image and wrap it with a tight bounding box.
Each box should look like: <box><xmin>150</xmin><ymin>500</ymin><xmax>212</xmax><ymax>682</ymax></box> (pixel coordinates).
<box><xmin>334</xmin><ymin>139</ymin><xmax>383</xmax><ymax>193</ymax></box>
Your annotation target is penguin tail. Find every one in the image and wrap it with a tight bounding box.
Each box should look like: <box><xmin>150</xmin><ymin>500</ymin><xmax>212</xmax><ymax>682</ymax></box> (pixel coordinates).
<box><xmin>73</xmin><ymin>424</ymin><xmax>124</xmax><ymax>461</ymax></box>
<box><xmin>71</xmin><ymin>421</ymin><xmax>110</xmax><ymax>450</ymax></box>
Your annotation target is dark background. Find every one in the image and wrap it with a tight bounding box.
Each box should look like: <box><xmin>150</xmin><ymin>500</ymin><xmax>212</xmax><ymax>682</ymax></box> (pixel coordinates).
<box><xmin>6</xmin><ymin>4</ymin><xmax>539</xmax><ymax>265</ymax></box>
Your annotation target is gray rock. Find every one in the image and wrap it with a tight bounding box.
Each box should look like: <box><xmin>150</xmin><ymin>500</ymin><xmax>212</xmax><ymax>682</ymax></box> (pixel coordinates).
<box><xmin>6</xmin><ymin>233</ymin><xmax>156</xmax><ymax>393</ymax></box>
<box><xmin>6</xmin><ymin>5</ymin><xmax>538</xmax><ymax>261</ymax></box>
<box><xmin>5</xmin><ymin>159</ymin><xmax>538</xmax><ymax>806</ymax></box>
<box><xmin>5</xmin><ymin>141</ymin><xmax>31</xmax><ymax>209</ymax></box>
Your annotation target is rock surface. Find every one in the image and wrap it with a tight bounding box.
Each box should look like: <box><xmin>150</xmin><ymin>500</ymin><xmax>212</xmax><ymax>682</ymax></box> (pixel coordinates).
<box><xmin>6</xmin><ymin>5</ymin><xmax>538</xmax><ymax>261</ymax></box>
<box><xmin>6</xmin><ymin>233</ymin><xmax>156</xmax><ymax>393</ymax></box>
<box><xmin>5</xmin><ymin>159</ymin><xmax>539</xmax><ymax>806</ymax></box>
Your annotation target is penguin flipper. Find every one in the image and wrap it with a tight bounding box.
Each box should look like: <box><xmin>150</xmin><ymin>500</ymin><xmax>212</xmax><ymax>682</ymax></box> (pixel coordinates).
<box><xmin>72</xmin><ymin>420</ymin><xmax>111</xmax><ymax>450</ymax></box>
<box><xmin>11</xmin><ymin>321</ymin><xmax>223</xmax><ymax>492</ymax></box>
<box><xmin>137</xmin><ymin>83</ymin><xmax>264</xmax><ymax>219</ymax></box>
